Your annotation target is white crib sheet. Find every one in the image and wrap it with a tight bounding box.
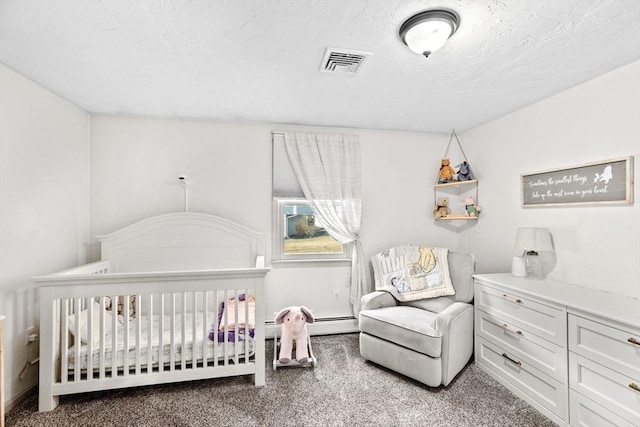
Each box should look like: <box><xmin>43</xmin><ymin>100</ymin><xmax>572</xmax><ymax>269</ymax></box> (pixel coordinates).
<box><xmin>67</xmin><ymin>311</ymin><xmax>255</xmax><ymax>371</ymax></box>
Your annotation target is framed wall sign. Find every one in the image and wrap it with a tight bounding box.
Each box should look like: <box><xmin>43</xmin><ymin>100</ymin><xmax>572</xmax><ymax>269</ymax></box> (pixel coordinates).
<box><xmin>521</xmin><ymin>156</ymin><xmax>634</xmax><ymax>207</ymax></box>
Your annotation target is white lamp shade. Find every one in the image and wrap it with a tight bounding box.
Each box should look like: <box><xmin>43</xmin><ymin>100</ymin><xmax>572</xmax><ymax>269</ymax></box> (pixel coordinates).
<box><xmin>515</xmin><ymin>227</ymin><xmax>554</xmax><ymax>252</ymax></box>
<box><xmin>403</xmin><ymin>20</ymin><xmax>454</xmax><ymax>55</ymax></box>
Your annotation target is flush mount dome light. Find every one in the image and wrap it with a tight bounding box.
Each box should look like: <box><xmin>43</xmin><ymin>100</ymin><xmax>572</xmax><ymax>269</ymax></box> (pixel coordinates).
<box><xmin>399</xmin><ymin>9</ymin><xmax>459</xmax><ymax>58</ymax></box>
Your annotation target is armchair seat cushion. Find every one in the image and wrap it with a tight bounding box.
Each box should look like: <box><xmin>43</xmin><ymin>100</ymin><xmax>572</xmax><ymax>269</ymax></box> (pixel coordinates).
<box><xmin>359</xmin><ymin>306</ymin><xmax>441</xmax><ymax>357</ymax></box>
<box><xmin>401</xmin><ymin>296</ymin><xmax>454</xmax><ymax>314</ymax></box>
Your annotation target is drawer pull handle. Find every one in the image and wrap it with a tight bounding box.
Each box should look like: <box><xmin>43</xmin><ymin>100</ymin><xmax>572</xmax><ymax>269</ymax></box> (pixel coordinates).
<box><xmin>628</xmin><ymin>337</ymin><xmax>640</xmax><ymax>346</ymax></box>
<box><xmin>501</xmin><ymin>353</ymin><xmax>522</xmax><ymax>367</ymax></box>
<box><xmin>502</xmin><ymin>294</ymin><xmax>522</xmax><ymax>304</ymax></box>
<box><xmin>630</xmin><ymin>383</ymin><xmax>640</xmax><ymax>393</ymax></box>
<box><xmin>503</xmin><ymin>323</ymin><xmax>522</xmax><ymax>335</ymax></box>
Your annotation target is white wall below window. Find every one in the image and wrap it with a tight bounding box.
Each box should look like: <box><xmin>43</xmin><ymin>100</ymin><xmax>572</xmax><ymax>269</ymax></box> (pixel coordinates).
<box><xmin>0</xmin><ymin>64</ymin><xmax>89</xmax><ymax>408</ymax></box>
<box><xmin>462</xmin><ymin>60</ymin><xmax>640</xmax><ymax>298</ymax></box>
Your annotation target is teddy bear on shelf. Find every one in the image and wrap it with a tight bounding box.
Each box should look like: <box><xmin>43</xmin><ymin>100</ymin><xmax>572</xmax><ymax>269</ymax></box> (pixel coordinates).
<box><xmin>275</xmin><ymin>306</ymin><xmax>315</xmax><ymax>364</ymax></box>
<box><xmin>463</xmin><ymin>196</ymin><xmax>481</xmax><ymax>217</ymax></box>
<box><xmin>438</xmin><ymin>158</ymin><xmax>456</xmax><ymax>183</ymax></box>
<box><xmin>434</xmin><ymin>197</ymin><xmax>451</xmax><ymax>219</ymax></box>
<box><xmin>456</xmin><ymin>161</ymin><xmax>474</xmax><ymax>181</ymax></box>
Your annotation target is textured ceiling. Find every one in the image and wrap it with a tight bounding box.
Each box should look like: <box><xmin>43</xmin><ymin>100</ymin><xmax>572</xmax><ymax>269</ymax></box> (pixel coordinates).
<box><xmin>1</xmin><ymin>0</ymin><xmax>639</xmax><ymax>133</ymax></box>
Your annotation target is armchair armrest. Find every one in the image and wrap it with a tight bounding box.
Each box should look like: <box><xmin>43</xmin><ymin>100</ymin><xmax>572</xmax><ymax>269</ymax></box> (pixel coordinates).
<box><xmin>434</xmin><ymin>302</ymin><xmax>474</xmax><ymax>386</ymax></box>
<box><xmin>360</xmin><ymin>291</ymin><xmax>397</xmax><ymax>311</ymax></box>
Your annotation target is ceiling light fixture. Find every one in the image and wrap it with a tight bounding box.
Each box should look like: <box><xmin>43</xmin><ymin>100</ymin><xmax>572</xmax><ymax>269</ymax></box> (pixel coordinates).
<box><xmin>399</xmin><ymin>9</ymin><xmax>459</xmax><ymax>58</ymax></box>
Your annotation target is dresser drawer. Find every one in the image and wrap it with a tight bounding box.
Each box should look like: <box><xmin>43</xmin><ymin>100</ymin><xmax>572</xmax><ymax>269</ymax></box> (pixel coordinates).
<box><xmin>476</xmin><ymin>310</ymin><xmax>566</xmax><ymax>381</ymax></box>
<box><xmin>475</xmin><ymin>282</ymin><xmax>566</xmax><ymax>345</ymax></box>
<box><xmin>476</xmin><ymin>337</ymin><xmax>566</xmax><ymax>419</ymax></box>
<box><xmin>570</xmin><ymin>390</ymin><xmax>637</xmax><ymax>427</ymax></box>
<box><xmin>569</xmin><ymin>352</ymin><xmax>640</xmax><ymax>425</ymax></box>
<box><xmin>569</xmin><ymin>314</ymin><xmax>640</xmax><ymax>379</ymax></box>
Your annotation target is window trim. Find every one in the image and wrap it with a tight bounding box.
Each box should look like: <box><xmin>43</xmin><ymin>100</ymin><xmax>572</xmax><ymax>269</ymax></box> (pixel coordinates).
<box><xmin>272</xmin><ymin>198</ymin><xmax>351</xmax><ymax>262</ymax></box>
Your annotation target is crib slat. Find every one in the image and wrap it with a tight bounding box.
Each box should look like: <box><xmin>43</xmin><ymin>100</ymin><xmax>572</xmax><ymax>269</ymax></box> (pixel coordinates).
<box><xmin>86</xmin><ymin>297</ymin><xmax>94</xmax><ymax>379</ymax></box>
<box><xmin>214</xmin><ymin>291</ymin><xmax>220</xmax><ymax>368</ymax></box>
<box><xmin>191</xmin><ymin>291</ymin><xmax>197</xmax><ymax>367</ymax></box>
<box><xmin>233</xmin><ymin>290</ymin><xmax>239</xmax><ymax>365</ymax></box>
<box><xmin>181</xmin><ymin>292</ymin><xmax>187</xmax><ymax>370</ymax></box>
<box><xmin>73</xmin><ymin>298</ymin><xmax>81</xmax><ymax>382</ymax></box>
<box><xmin>147</xmin><ymin>294</ymin><xmax>153</xmax><ymax>374</ymax></box>
<box><xmin>123</xmin><ymin>295</ymin><xmax>130</xmax><ymax>376</ymax></box>
<box><xmin>99</xmin><ymin>297</ymin><xmax>106</xmax><ymax>379</ymax></box>
<box><xmin>238</xmin><ymin>293</ymin><xmax>243</xmax><ymax>364</ymax></box>
<box><xmin>61</xmin><ymin>299</ymin><xmax>69</xmax><ymax>384</ymax></box>
<box><xmin>170</xmin><ymin>293</ymin><xmax>175</xmax><ymax>370</ymax></box>
<box><xmin>202</xmin><ymin>291</ymin><xmax>208</xmax><ymax>368</ymax></box>
<box><xmin>244</xmin><ymin>291</ymin><xmax>249</xmax><ymax>365</ymax></box>
<box><xmin>223</xmin><ymin>290</ymin><xmax>229</xmax><ymax>366</ymax></box>
<box><xmin>111</xmin><ymin>295</ymin><xmax>118</xmax><ymax>378</ymax></box>
<box><xmin>234</xmin><ymin>290</ymin><xmax>238</xmax><ymax>364</ymax></box>
<box><xmin>135</xmin><ymin>295</ymin><xmax>142</xmax><ymax>375</ymax></box>
<box><xmin>159</xmin><ymin>294</ymin><xmax>165</xmax><ymax>373</ymax></box>
<box><xmin>213</xmin><ymin>292</ymin><xmax>224</xmax><ymax>366</ymax></box>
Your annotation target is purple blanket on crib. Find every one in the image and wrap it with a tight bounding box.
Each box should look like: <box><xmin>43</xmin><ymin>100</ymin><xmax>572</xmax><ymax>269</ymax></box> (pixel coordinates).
<box><xmin>208</xmin><ymin>293</ymin><xmax>255</xmax><ymax>342</ymax></box>
<box><xmin>209</xmin><ymin>329</ymin><xmax>255</xmax><ymax>342</ymax></box>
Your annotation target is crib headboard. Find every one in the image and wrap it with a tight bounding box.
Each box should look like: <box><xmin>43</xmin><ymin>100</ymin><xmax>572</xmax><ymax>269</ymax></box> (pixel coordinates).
<box><xmin>97</xmin><ymin>212</ymin><xmax>267</xmax><ymax>273</ymax></box>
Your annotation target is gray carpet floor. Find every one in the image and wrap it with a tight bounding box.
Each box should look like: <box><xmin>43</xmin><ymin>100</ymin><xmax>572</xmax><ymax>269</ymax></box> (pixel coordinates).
<box><xmin>6</xmin><ymin>333</ymin><xmax>556</xmax><ymax>426</ymax></box>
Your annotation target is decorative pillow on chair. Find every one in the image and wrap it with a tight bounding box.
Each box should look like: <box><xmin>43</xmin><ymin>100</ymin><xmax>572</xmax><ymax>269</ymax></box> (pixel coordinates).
<box><xmin>373</xmin><ymin>246</ymin><xmax>456</xmax><ymax>302</ymax></box>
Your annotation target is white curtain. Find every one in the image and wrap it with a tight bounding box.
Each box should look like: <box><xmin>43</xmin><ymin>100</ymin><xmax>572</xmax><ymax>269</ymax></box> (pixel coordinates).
<box><xmin>283</xmin><ymin>132</ymin><xmax>368</xmax><ymax>316</ymax></box>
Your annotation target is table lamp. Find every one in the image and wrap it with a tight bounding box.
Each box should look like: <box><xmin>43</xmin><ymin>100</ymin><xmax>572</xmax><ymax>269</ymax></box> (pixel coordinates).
<box><xmin>514</xmin><ymin>227</ymin><xmax>553</xmax><ymax>279</ymax></box>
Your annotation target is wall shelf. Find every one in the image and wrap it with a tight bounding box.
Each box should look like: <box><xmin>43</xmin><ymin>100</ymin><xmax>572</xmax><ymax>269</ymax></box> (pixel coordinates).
<box><xmin>434</xmin><ymin>179</ymin><xmax>478</xmax><ymax>189</ymax></box>
<box><xmin>435</xmin><ymin>214</ymin><xmax>478</xmax><ymax>221</ymax></box>
<box><xmin>434</xmin><ymin>179</ymin><xmax>479</xmax><ymax>220</ymax></box>
<box><xmin>433</xmin><ymin>131</ymin><xmax>479</xmax><ymax>223</ymax></box>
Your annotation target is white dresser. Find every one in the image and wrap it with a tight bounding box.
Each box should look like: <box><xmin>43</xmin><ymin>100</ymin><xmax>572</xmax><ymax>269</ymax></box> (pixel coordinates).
<box><xmin>474</xmin><ymin>274</ymin><xmax>640</xmax><ymax>427</ymax></box>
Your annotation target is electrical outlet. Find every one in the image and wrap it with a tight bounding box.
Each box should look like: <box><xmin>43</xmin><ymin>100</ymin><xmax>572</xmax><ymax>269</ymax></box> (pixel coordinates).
<box><xmin>25</xmin><ymin>326</ymin><xmax>34</xmax><ymax>346</ymax></box>
<box><xmin>333</xmin><ymin>290</ymin><xmax>340</xmax><ymax>300</ymax></box>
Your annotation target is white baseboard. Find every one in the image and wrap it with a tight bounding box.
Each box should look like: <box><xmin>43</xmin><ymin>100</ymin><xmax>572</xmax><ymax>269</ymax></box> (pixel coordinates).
<box><xmin>265</xmin><ymin>317</ymin><xmax>359</xmax><ymax>338</ymax></box>
<box><xmin>4</xmin><ymin>384</ymin><xmax>36</xmax><ymax>416</ymax></box>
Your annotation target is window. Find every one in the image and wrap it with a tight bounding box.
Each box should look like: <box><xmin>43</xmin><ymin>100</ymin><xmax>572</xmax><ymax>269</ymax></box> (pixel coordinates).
<box><xmin>273</xmin><ymin>198</ymin><xmax>348</xmax><ymax>261</ymax></box>
<box><xmin>272</xmin><ymin>132</ymin><xmax>349</xmax><ymax>261</ymax></box>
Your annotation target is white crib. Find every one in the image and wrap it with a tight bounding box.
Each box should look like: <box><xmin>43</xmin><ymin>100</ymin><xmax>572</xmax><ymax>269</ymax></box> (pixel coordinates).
<box><xmin>33</xmin><ymin>212</ymin><xmax>270</xmax><ymax>412</ymax></box>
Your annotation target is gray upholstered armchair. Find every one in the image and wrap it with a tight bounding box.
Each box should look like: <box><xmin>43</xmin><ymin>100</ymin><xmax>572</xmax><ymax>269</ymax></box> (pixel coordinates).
<box><xmin>359</xmin><ymin>247</ymin><xmax>475</xmax><ymax>387</ymax></box>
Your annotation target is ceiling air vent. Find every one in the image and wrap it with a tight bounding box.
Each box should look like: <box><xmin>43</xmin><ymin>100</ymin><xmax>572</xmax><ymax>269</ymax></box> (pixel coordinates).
<box><xmin>320</xmin><ymin>48</ymin><xmax>371</xmax><ymax>75</ymax></box>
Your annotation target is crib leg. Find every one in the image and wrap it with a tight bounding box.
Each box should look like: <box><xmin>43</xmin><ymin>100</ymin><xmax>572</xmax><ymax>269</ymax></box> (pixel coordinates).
<box><xmin>254</xmin><ymin>290</ymin><xmax>266</xmax><ymax>386</ymax></box>
<box><xmin>39</xmin><ymin>288</ymin><xmax>59</xmax><ymax>412</ymax></box>
<box><xmin>38</xmin><ymin>394</ymin><xmax>58</xmax><ymax>412</ymax></box>
<box><xmin>38</xmin><ymin>339</ymin><xmax>59</xmax><ymax>412</ymax></box>
<box><xmin>254</xmin><ymin>340</ymin><xmax>266</xmax><ymax>386</ymax></box>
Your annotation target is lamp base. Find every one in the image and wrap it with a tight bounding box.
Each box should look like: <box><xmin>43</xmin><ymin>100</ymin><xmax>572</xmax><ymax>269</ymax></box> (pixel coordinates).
<box><xmin>523</xmin><ymin>252</ymin><xmax>542</xmax><ymax>280</ymax></box>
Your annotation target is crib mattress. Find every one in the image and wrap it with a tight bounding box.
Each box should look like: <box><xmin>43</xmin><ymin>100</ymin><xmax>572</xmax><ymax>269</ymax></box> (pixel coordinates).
<box><xmin>67</xmin><ymin>311</ymin><xmax>255</xmax><ymax>371</ymax></box>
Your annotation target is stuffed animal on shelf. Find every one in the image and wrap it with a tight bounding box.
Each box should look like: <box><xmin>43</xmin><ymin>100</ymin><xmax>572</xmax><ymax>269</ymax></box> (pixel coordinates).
<box><xmin>463</xmin><ymin>196</ymin><xmax>481</xmax><ymax>217</ymax></box>
<box><xmin>275</xmin><ymin>306</ymin><xmax>315</xmax><ymax>364</ymax></box>
<box><xmin>434</xmin><ymin>197</ymin><xmax>451</xmax><ymax>219</ymax></box>
<box><xmin>456</xmin><ymin>161</ymin><xmax>474</xmax><ymax>181</ymax></box>
<box><xmin>438</xmin><ymin>158</ymin><xmax>456</xmax><ymax>183</ymax></box>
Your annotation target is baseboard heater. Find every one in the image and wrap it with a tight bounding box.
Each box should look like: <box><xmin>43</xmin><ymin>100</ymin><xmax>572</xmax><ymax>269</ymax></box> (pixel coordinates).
<box><xmin>265</xmin><ymin>316</ymin><xmax>358</xmax><ymax>336</ymax></box>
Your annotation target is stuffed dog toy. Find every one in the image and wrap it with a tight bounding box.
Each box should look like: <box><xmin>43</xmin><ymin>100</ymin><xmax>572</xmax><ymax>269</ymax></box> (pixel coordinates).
<box><xmin>275</xmin><ymin>306</ymin><xmax>314</xmax><ymax>364</ymax></box>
